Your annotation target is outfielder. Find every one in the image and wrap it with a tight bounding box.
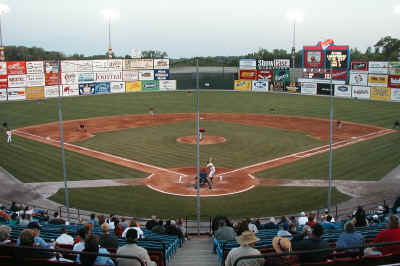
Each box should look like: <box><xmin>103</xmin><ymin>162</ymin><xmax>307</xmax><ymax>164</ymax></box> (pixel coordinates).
<box><xmin>207</xmin><ymin>158</ymin><xmax>215</xmax><ymax>184</ymax></box>
<box><xmin>6</xmin><ymin>129</ymin><xmax>12</xmax><ymax>144</ymax></box>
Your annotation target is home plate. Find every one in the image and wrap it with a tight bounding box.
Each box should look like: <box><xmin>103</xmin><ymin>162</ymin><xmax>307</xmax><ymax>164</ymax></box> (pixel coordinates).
<box><xmin>200</xmin><ymin>117</ymin><xmax>205</xmax><ymax>120</ymax></box>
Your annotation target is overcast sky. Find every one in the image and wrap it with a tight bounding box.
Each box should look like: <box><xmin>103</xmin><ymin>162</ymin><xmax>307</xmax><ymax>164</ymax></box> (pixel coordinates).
<box><xmin>1</xmin><ymin>0</ymin><xmax>400</xmax><ymax>58</ymax></box>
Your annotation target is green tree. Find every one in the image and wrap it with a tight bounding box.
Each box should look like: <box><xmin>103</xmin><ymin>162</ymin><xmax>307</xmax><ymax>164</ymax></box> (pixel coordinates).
<box><xmin>141</xmin><ymin>50</ymin><xmax>168</xmax><ymax>59</ymax></box>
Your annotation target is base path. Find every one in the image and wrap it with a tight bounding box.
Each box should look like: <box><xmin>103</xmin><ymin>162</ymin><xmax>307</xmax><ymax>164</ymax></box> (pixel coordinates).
<box><xmin>14</xmin><ymin>113</ymin><xmax>395</xmax><ymax>197</ymax></box>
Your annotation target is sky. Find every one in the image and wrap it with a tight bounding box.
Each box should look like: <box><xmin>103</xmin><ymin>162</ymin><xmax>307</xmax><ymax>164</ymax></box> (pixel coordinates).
<box><xmin>1</xmin><ymin>0</ymin><xmax>400</xmax><ymax>58</ymax></box>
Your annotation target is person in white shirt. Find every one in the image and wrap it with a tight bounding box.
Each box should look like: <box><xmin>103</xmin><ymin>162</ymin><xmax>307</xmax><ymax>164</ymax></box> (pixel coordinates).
<box><xmin>73</xmin><ymin>227</ymin><xmax>88</xmax><ymax>255</ymax></box>
<box><xmin>56</xmin><ymin>227</ymin><xmax>74</xmax><ymax>246</ymax></box>
<box><xmin>298</xmin><ymin>211</ymin><xmax>308</xmax><ymax>226</ymax></box>
<box><xmin>207</xmin><ymin>159</ymin><xmax>216</xmax><ymax>183</ymax></box>
<box><xmin>122</xmin><ymin>220</ymin><xmax>144</xmax><ymax>239</ymax></box>
<box><xmin>6</xmin><ymin>129</ymin><xmax>12</xmax><ymax>144</ymax></box>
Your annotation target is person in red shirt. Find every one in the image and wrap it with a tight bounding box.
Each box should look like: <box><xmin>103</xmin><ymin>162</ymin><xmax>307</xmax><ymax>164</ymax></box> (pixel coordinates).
<box><xmin>372</xmin><ymin>214</ymin><xmax>400</xmax><ymax>255</ymax></box>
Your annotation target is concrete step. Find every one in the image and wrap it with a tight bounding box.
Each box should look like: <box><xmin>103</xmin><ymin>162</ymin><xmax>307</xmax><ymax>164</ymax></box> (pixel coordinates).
<box><xmin>169</xmin><ymin>237</ymin><xmax>218</xmax><ymax>266</ymax></box>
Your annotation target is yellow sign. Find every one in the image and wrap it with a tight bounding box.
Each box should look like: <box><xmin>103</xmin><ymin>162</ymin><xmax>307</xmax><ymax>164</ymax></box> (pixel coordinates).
<box><xmin>368</xmin><ymin>75</ymin><xmax>388</xmax><ymax>86</ymax></box>
<box><xmin>125</xmin><ymin>81</ymin><xmax>142</xmax><ymax>92</ymax></box>
<box><xmin>234</xmin><ymin>80</ymin><xmax>252</xmax><ymax>91</ymax></box>
<box><xmin>370</xmin><ymin>87</ymin><xmax>391</xmax><ymax>101</ymax></box>
<box><xmin>26</xmin><ymin>86</ymin><xmax>44</xmax><ymax>100</ymax></box>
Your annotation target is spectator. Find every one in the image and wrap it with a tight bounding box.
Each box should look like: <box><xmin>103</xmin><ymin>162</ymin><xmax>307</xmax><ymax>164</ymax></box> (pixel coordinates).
<box><xmin>292</xmin><ymin>225</ymin><xmax>311</xmax><ymax>242</ymax></box>
<box><xmin>336</xmin><ymin>221</ymin><xmax>365</xmax><ymax>253</ymax></box>
<box><xmin>236</xmin><ymin>219</ymin><xmax>249</xmax><ymax>236</ymax></box>
<box><xmin>120</xmin><ymin>217</ymin><xmax>129</xmax><ymax>228</ymax></box>
<box><xmin>212</xmin><ymin>215</ymin><xmax>232</xmax><ymax>233</ymax></box>
<box><xmin>0</xmin><ymin>225</ymin><xmax>11</xmax><ymax>244</ymax></box>
<box><xmin>49</xmin><ymin>212</ymin><xmax>65</xmax><ymax>225</ymax></box>
<box><xmin>122</xmin><ymin>219</ymin><xmax>144</xmax><ymax>239</ymax></box>
<box><xmin>76</xmin><ymin>222</ymin><xmax>93</xmax><ymax>243</ymax></box>
<box><xmin>292</xmin><ymin>223</ymin><xmax>331</xmax><ymax>263</ymax></box>
<box><xmin>353</xmin><ymin>206</ymin><xmax>368</xmax><ymax>227</ymax></box>
<box><xmin>88</xmin><ymin>213</ymin><xmax>99</xmax><ymax>227</ymax></box>
<box><xmin>19</xmin><ymin>214</ymin><xmax>32</xmax><ymax>226</ymax></box>
<box><xmin>98</xmin><ymin>215</ymin><xmax>106</xmax><ymax>226</ymax></box>
<box><xmin>10</xmin><ymin>201</ymin><xmax>19</xmax><ymax>212</ymax></box>
<box><xmin>307</xmin><ymin>213</ymin><xmax>316</xmax><ymax>227</ymax></box>
<box><xmin>165</xmin><ymin>220</ymin><xmax>184</xmax><ymax>239</ymax></box>
<box><xmin>298</xmin><ymin>212</ymin><xmax>308</xmax><ymax>226</ymax></box>
<box><xmin>9</xmin><ymin>213</ymin><xmax>19</xmax><ymax>226</ymax></box>
<box><xmin>177</xmin><ymin>218</ymin><xmax>186</xmax><ymax>237</ymax></box>
<box><xmin>277</xmin><ymin>222</ymin><xmax>292</xmax><ymax>239</ymax></box>
<box><xmin>371</xmin><ymin>214</ymin><xmax>400</xmax><ymax>255</ymax></box>
<box><xmin>253</xmin><ymin>218</ymin><xmax>261</xmax><ymax>230</ymax></box>
<box><xmin>247</xmin><ymin>218</ymin><xmax>258</xmax><ymax>234</ymax></box>
<box><xmin>225</xmin><ymin>231</ymin><xmax>264</xmax><ymax>266</ymax></box>
<box><xmin>79</xmin><ymin>235</ymin><xmax>114</xmax><ymax>266</ymax></box>
<box><xmin>117</xmin><ymin>228</ymin><xmax>156</xmax><ymax>266</ymax></box>
<box><xmin>114</xmin><ymin>219</ymin><xmax>125</xmax><ymax>237</ymax></box>
<box><xmin>321</xmin><ymin>215</ymin><xmax>337</xmax><ymax>231</ymax></box>
<box><xmin>215</xmin><ymin>220</ymin><xmax>237</xmax><ymax>241</ymax></box>
<box><xmin>55</xmin><ymin>227</ymin><xmax>74</xmax><ymax>246</ymax></box>
<box><xmin>263</xmin><ymin>217</ymin><xmax>277</xmax><ymax>229</ymax></box>
<box><xmin>152</xmin><ymin>220</ymin><xmax>166</xmax><ymax>234</ymax></box>
<box><xmin>73</xmin><ymin>227</ymin><xmax>89</xmax><ymax>253</ymax></box>
<box><xmin>0</xmin><ymin>206</ymin><xmax>10</xmax><ymax>221</ymax></box>
<box><xmin>106</xmin><ymin>214</ymin><xmax>115</xmax><ymax>230</ymax></box>
<box><xmin>24</xmin><ymin>206</ymin><xmax>33</xmax><ymax>216</ymax></box>
<box><xmin>267</xmin><ymin>236</ymin><xmax>295</xmax><ymax>265</ymax></box>
<box><xmin>145</xmin><ymin>215</ymin><xmax>158</xmax><ymax>230</ymax></box>
<box><xmin>23</xmin><ymin>222</ymin><xmax>51</xmax><ymax>249</ymax></box>
<box><xmin>99</xmin><ymin>223</ymin><xmax>119</xmax><ymax>249</ymax></box>
<box><xmin>16</xmin><ymin>229</ymin><xmax>53</xmax><ymax>260</ymax></box>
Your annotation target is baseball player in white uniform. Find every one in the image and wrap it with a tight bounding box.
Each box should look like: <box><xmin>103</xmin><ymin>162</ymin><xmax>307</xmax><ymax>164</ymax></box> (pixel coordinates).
<box><xmin>6</xmin><ymin>129</ymin><xmax>12</xmax><ymax>144</ymax></box>
<box><xmin>207</xmin><ymin>159</ymin><xmax>215</xmax><ymax>183</ymax></box>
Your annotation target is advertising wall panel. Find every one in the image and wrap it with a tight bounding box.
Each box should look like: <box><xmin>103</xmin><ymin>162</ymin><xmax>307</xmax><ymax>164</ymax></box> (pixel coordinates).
<box><xmin>45</xmin><ymin>61</ymin><xmax>60</xmax><ymax>74</ymax></box>
<box><xmin>370</xmin><ymin>87</ymin><xmax>390</xmax><ymax>101</ymax></box>
<box><xmin>61</xmin><ymin>60</ymin><xmax>78</xmax><ymax>72</ymax></box>
<box><xmin>45</xmin><ymin>73</ymin><xmax>60</xmax><ymax>86</ymax></box>
<box><xmin>142</xmin><ymin>80</ymin><xmax>160</xmax><ymax>91</ymax></box>
<box><xmin>8</xmin><ymin>75</ymin><xmax>26</xmax><ymax>87</ymax></box>
<box><xmin>26</xmin><ymin>74</ymin><xmax>45</xmax><ymax>87</ymax></box>
<box><xmin>94</xmin><ymin>82</ymin><xmax>111</xmax><ymax>94</ymax></box>
<box><xmin>239</xmin><ymin>70</ymin><xmax>257</xmax><ymax>80</ymax></box>
<box><xmin>388</xmin><ymin>75</ymin><xmax>400</xmax><ymax>88</ymax></box>
<box><xmin>77</xmin><ymin>72</ymin><xmax>95</xmax><ymax>83</ymax></box>
<box><xmin>301</xmin><ymin>83</ymin><xmax>317</xmax><ymax>95</ymax></box>
<box><xmin>368</xmin><ymin>74</ymin><xmax>388</xmax><ymax>87</ymax></box>
<box><xmin>317</xmin><ymin>83</ymin><xmax>334</xmax><ymax>96</ymax></box>
<box><xmin>62</xmin><ymin>84</ymin><xmax>79</xmax><ymax>97</ymax></box>
<box><xmin>326</xmin><ymin>49</ymin><xmax>349</xmax><ymax>69</ymax></box>
<box><xmin>368</xmin><ymin>61</ymin><xmax>388</xmax><ymax>74</ymax></box>
<box><xmin>154</xmin><ymin>69</ymin><xmax>169</xmax><ymax>80</ymax></box>
<box><xmin>389</xmin><ymin>62</ymin><xmax>400</xmax><ymax>75</ymax></box>
<box><xmin>274</xmin><ymin>69</ymin><xmax>290</xmax><ymax>82</ymax></box>
<box><xmin>252</xmin><ymin>80</ymin><xmax>268</xmax><ymax>92</ymax></box>
<box><xmin>234</xmin><ymin>80</ymin><xmax>252</xmax><ymax>91</ymax></box>
<box><xmin>0</xmin><ymin>89</ymin><xmax>6</xmax><ymax>101</ymax></box>
<box><xmin>7</xmin><ymin>87</ymin><xmax>25</xmax><ymax>101</ymax></box>
<box><xmin>7</xmin><ymin>61</ymin><xmax>27</xmax><ymax>75</ymax></box>
<box><xmin>123</xmin><ymin>71</ymin><xmax>139</xmax><ymax>81</ymax></box>
<box><xmin>298</xmin><ymin>78</ymin><xmax>345</xmax><ymax>85</ymax></box>
<box><xmin>139</xmin><ymin>70</ymin><xmax>154</xmax><ymax>81</ymax></box>
<box><xmin>159</xmin><ymin>80</ymin><xmax>177</xmax><ymax>91</ymax></box>
<box><xmin>334</xmin><ymin>85</ymin><xmax>352</xmax><ymax>98</ymax></box>
<box><xmin>274</xmin><ymin>59</ymin><xmax>290</xmax><ymax>68</ymax></box>
<box><xmin>92</xmin><ymin>60</ymin><xmax>108</xmax><ymax>72</ymax></box>
<box><xmin>153</xmin><ymin>59</ymin><xmax>170</xmax><ymax>69</ymax></box>
<box><xmin>61</xmin><ymin>72</ymin><xmax>78</xmax><ymax>85</ymax></box>
<box><xmin>304</xmin><ymin>50</ymin><xmax>324</xmax><ymax>68</ymax></box>
<box><xmin>257</xmin><ymin>69</ymin><xmax>273</xmax><ymax>81</ymax></box>
<box><xmin>110</xmin><ymin>82</ymin><xmax>125</xmax><ymax>93</ymax></box>
<box><xmin>351</xmin><ymin>61</ymin><xmax>368</xmax><ymax>71</ymax></box>
<box><xmin>349</xmin><ymin>71</ymin><xmax>368</xmax><ymax>86</ymax></box>
<box><xmin>76</xmin><ymin>60</ymin><xmax>93</xmax><ymax>72</ymax></box>
<box><xmin>79</xmin><ymin>83</ymin><xmax>95</xmax><ymax>95</ymax></box>
<box><xmin>0</xmin><ymin>62</ymin><xmax>7</xmax><ymax>75</ymax></box>
<box><xmin>124</xmin><ymin>59</ymin><xmax>153</xmax><ymax>70</ymax></box>
<box><xmin>126</xmin><ymin>81</ymin><xmax>142</xmax><ymax>92</ymax></box>
<box><xmin>331</xmin><ymin>69</ymin><xmax>347</xmax><ymax>80</ymax></box>
<box><xmin>94</xmin><ymin>71</ymin><xmax>122</xmax><ymax>82</ymax></box>
<box><xmin>352</xmin><ymin>86</ymin><xmax>370</xmax><ymax>99</ymax></box>
<box><xmin>391</xmin><ymin>88</ymin><xmax>400</xmax><ymax>101</ymax></box>
<box><xmin>44</xmin><ymin>86</ymin><xmax>61</xmax><ymax>98</ymax></box>
<box><xmin>108</xmin><ymin>59</ymin><xmax>123</xmax><ymax>71</ymax></box>
<box><xmin>25</xmin><ymin>86</ymin><xmax>44</xmax><ymax>100</ymax></box>
<box><xmin>239</xmin><ymin>59</ymin><xmax>257</xmax><ymax>70</ymax></box>
<box><xmin>26</xmin><ymin>61</ymin><xmax>44</xmax><ymax>74</ymax></box>
<box><xmin>0</xmin><ymin>75</ymin><xmax>7</xmax><ymax>89</ymax></box>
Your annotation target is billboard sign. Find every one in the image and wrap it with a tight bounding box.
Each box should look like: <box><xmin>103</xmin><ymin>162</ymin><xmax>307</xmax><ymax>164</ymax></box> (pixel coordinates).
<box><xmin>334</xmin><ymin>84</ymin><xmax>352</xmax><ymax>98</ymax></box>
<box><xmin>273</xmin><ymin>59</ymin><xmax>290</xmax><ymax>68</ymax></box>
<box><xmin>25</xmin><ymin>86</ymin><xmax>45</xmax><ymax>100</ymax></box>
<box><xmin>274</xmin><ymin>69</ymin><xmax>290</xmax><ymax>82</ymax></box>
<box><xmin>61</xmin><ymin>60</ymin><xmax>78</xmax><ymax>72</ymax></box>
<box><xmin>239</xmin><ymin>70</ymin><xmax>257</xmax><ymax>80</ymax></box>
<box><xmin>304</xmin><ymin>50</ymin><xmax>324</xmax><ymax>68</ymax></box>
<box><xmin>389</xmin><ymin>62</ymin><xmax>400</xmax><ymax>75</ymax></box>
<box><xmin>7</xmin><ymin>61</ymin><xmax>27</xmax><ymax>75</ymax></box>
<box><xmin>0</xmin><ymin>62</ymin><xmax>7</xmax><ymax>75</ymax></box>
<box><xmin>93</xmin><ymin>82</ymin><xmax>111</xmax><ymax>95</ymax></box>
<box><xmin>26</xmin><ymin>61</ymin><xmax>44</xmax><ymax>74</ymax></box>
<box><xmin>326</xmin><ymin>50</ymin><xmax>349</xmax><ymax>69</ymax></box>
<box><xmin>153</xmin><ymin>59</ymin><xmax>170</xmax><ymax>69</ymax></box>
<box><xmin>8</xmin><ymin>75</ymin><xmax>26</xmax><ymax>87</ymax></box>
<box><xmin>159</xmin><ymin>80</ymin><xmax>177</xmax><ymax>91</ymax></box>
<box><xmin>349</xmin><ymin>71</ymin><xmax>368</xmax><ymax>86</ymax></box>
<box><xmin>142</xmin><ymin>80</ymin><xmax>160</xmax><ymax>91</ymax></box>
<box><xmin>352</xmin><ymin>86</ymin><xmax>370</xmax><ymax>99</ymax></box>
<box><xmin>257</xmin><ymin>60</ymin><xmax>274</xmax><ymax>69</ymax></box>
<box><xmin>7</xmin><ymin>87</ymin><xmax>25</xmax><ymax>101</ymax></box>
<box><xmin>391</xmin><ymin>88</ymin><xmax>400</xmax><ymax>101</ymax></box>
<box><xmin>125</xmin><ymin>81</ymin><xmax>142</xmax><ymax>92</ymax></box>
<box><xmin>331</xmin><ymin>69</ymin><xmax>347</xmax><ymax>80</ymax></box>
<box><xmin>388</xmin><ymin>75</ymin><xmax>400</xmax><ymax>88</ymax></box>
<box><xmin>239</xmin><ymin>59</ymin><xmax>257</xmax><ymax>69</ymax></box>
<box><xmin>154</xmin><ymin>69</ymin><xmax>170</xmax><ymax>80</ymax></box>
<box><xmin>139</xmin><ymin>70</ymin><xmax>154</xmax><ymax>80</ymax></box>
<box><xmin>368</xmin><ymin>74</ymin><xmax>388</xmax><ymax>87</ymax></box>
<box><xmin>94</xmin><ymin>71</ymin><xmax>122</xmax><ymax>82</ymax></box>
<box><xmin>301</xmin><ymin>83</ymin><xmax>317</xmax><ymax>95</ymax></box>
<box><xmin>0</xmin><ymin>88</ymin><xmax>6</xmax><ymax>101</ymax></box>
<box><xmin>0</xmin><ymin>75</ymin><xmax>7</xmax><ymax>89</ymax></box>
<box><xmin>368</xmin><ymin>61</ymin><xmax>388</xmax><ymax>74</ymax></box>
<box><xmin>26</xmin><ymin>74</ymin><xmax>45</xmax><ymax>87</ymax></box>
<box><xmin>79</xmin><ymin>83</ymin><xmax>95</xmax><ymax>95</ymax></box>
<box><xmin>44</xmin><ymin>86</ymin><xmax>61</xmax><ymax>98</ymax></box>
<box><xmin>317</xmin><ymin>83</ymin><xmax>334</xmax><ymax>96</ymax></box>
<box><xmin>61</xmin><ymin>72</ymin><xmax>78</xmax><ymax>85</ymax></box>
<box><xmin>76</xmin><ymin>60</ymin><xmax>93</xmax><ymax>72</ymax></box>
<box><xmin>234</xmin><ymin>80</ymin><xmax>252</xmax><ymax>91</ymax></box>
<box><xmin>77</xmin><ymin>72</ymin><xmax>95</xmax><ymax>83</ymax></box>
<box><xmin>108</xmin><ymin>59</ymin><xmax>123</xmax><ymax>71</ymax></box>
<box><xmin>350</xmin><ymin>61</ymin><xmax>368</xmax><ymax>71</ymax></box>
<box><xmin>110</xmin><ymin>82</ymin><xmax>125</xmax><ymax>93</ymax></box>
<box><xmin>370</xmin><ymin>87</ymin><xmax>390</xmax><ymax>101</ymax></box>
<box><xmin>123</xmin><ymin>70</ymin><xmax>139</xmax><ymax>81</ymax></box>
<box><xmin>124</xmin><ymin>59</ymin><xmax>153</xmax><ymax>70</ymax></box>
<box><xmin>45</xmin><ymin>73</ymin><xmax>60</xmax><ymax>86</ymax></box>
<box><xmin>92</xmin><ymin>60</ymin><xmax>108</xmax><ymax>72</ymax></box>
<box><xmin>62</xmin><ymin>84</ymin><xmax>79</xmax><ymax>97</ymax></box>
<box><xmin>257</xmin><ymin>69</ymin><xmax>273</xmax><ymax>81</ymax></box>
<box><xmin>45</xmin><ymin>61</ymin><xmax>60</xmax><ymax>74</ymax></box>
<box><xmin>252</xmin><ymin>80</ymin><xmax>269</xmax><ymax>92</ymax></box>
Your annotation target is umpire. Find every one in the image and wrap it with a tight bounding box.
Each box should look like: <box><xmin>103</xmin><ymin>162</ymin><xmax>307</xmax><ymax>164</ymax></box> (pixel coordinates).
<box><xmin>195</xmin><ymin>168</ymin><xmax>212</xmax><ymax>189</ymax></box>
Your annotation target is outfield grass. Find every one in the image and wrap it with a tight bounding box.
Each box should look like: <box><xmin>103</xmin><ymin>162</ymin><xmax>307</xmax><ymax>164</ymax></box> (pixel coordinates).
<box><xmin>0</xmin><ymin>135</ymin><xmax>146</xmax><ymax>182</ymax></box>
<box><xmin>75</xmin><ymin>121</ymin><xmax>325</xmax><ymax>169</ymax></box>
<box><xmin>255</xmin><ymin>132</ymin><xmax>400</xmax><ymax>181</ymax></box>
<box><xmin>50</xmin><ymin>186</ymin><xmax>350</xmax><ymax>218</ymax></box>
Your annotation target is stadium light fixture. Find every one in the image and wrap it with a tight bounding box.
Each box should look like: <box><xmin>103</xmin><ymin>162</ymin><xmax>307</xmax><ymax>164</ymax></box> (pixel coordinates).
<box><xmin>286</xmin><ymin>9</ymin><xmax>304</xmax><ymax>68</ymax></box>
<box><xmin>100</xmin><ymin>8</ymin><xmax>120</xmax><ymax>59</ymax></box>
<box><xmin>0</xmin><ymin>3</ymin><xmax>10</xmax><ymax>61</ymax></box>
<box><xmin>394</xmin><ymin>4</ymin><xmax>400</xmax><ymax>16</ymax></box>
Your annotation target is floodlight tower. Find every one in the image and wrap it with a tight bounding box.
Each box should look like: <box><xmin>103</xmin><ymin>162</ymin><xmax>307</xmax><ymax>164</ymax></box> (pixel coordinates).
<box><xmin>100</xmin><ymin>9</ymin><xmax>120</xmax><ymax>59</ymax></box>
<box><xmin>0</xmin><ymin>4</ymin><xmax>10</xmax><ymax>61</ymax></box>
<box><xmin>286</xmin><ymin>9</ymin><xmax>304</xmax><ymax>68</ymax></box>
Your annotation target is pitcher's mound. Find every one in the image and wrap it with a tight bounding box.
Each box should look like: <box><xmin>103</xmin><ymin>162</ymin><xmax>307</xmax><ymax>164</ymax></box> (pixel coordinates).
<box><xmin>177</xmin><ymin>135</ymin><xmax>227</xmax><ymax>145</ymax></box>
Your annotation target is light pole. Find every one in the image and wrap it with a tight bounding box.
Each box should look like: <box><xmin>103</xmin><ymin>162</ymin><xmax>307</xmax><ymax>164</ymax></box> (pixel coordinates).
<box><xmin>0</xmin><ymin>4</ymin><xmax>10</xmax><ymax>61</ymax></box>
<box><xmin>286</xmin><ymin>9</ymin><xmax>304</xmax><ymax>68</ymax></box>
<box><xmin>100</xmin><ymin>9</ymin><xmax>120</xmax><ymax>59</ymax></box>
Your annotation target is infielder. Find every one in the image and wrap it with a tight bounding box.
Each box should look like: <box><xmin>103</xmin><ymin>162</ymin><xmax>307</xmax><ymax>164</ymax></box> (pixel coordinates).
<box><xmin>6</xmin><ymin>129</ymin><xmax>12</xmax><ymax>144</ymax></box>
<box><xmin>149</xmin><ymin>106</ymin><xmax>154</xmax><ymax>115</ymax></box>
<box><xmin>207</xmin><ymin>159</ymin><xmax>215</xmax><ymax>184</ymax></box>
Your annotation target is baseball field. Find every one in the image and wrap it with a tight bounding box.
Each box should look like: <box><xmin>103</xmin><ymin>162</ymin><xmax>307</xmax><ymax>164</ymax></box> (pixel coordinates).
<box><xmin>0</xmin><ymin>91</ymin><xmax>399</xmax><ymax>218</ymax></box>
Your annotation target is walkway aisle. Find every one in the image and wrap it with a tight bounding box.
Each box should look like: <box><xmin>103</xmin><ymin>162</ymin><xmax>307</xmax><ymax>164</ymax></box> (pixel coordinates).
<box><xmin>169</xmin><ymin>237</ymin><xmax>219</xmax><ymax>266</ymax></box>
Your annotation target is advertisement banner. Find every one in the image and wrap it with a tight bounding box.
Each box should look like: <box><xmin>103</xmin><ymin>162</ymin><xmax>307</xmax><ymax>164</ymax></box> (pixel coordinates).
<box><xmin>26</xmin><ymin>61</ymin><xmax>44</xmax><ymax>74</ymax></box>
<box><xmin>110</xmin><ymin>82</ymin><xmax>125</xmax><ymax>93</ymax></box>
<box><xmin>126</xmin><ymin>81</ymin><xmax>142</xmax><ymax>92</ymax></box>
<box><xmin>7</xmin><ymin>61</ymin><xmax>27</xmax><ymax>75</ymax></box>
<box><xmin>257</xmin><ymin>60</ymin><xmax>274</xmax><ymax>69</ymax></box>
<box><xmin>61</xmin><ymin>72</ymin><xmax>78</xmax><ymax>85</ymax></box>
<box><xmin>234</xmin><ymin>80</ymin><xmax>252</xmax><ymax>91</ymax></box>
<box><xmin>26</xmin><ymin>74</ymin><xmax>45</xmax><ymax>87</ymax></box>
<box><xmin>45</xmin><ymin>73</ymin><xmax>60</xmax><ymax>86</ymax></box>
<box><xmin>61</xmin><ymin>60</ymin><xmax>78</xmax><ymax>72</ymax></box>
<box><xmin>77</xmin><ymin>72</ymin><xmax>95</xmax><ymax>83</ymax></box>
<box><xmin>7</xmin><ymin>87</ymin><xmax>25</xmax><ymax>101</ymax></box>
<box><xmin>252</xmin><ymin>80</ymin><xmax>269</xmax><ymax>92</ymax></box>
<box><xmin>62</xmin><ymin>84</ymin><xmax>79</xmax><ymax>97</ymax></box>
<box><xmin>139</xmin><ymin>70</ymin><xmax>154</xmax><ymax>81</ymax></box>
<box><xmin>0</xmin><ymin>88</ymin><xmax>6</xmax><ymax>101</ymax></box>
<box><xmin>108</xmin><ymin>59</ymin><xmax>123</xmax><ymax>71</ymax></box>
<box><xmin>257</xmin><ymin>69</ymin><xmax>273</xmax><ymax>81</ymax></box>
<box><xmin>350</xmin><ymin>61</ymin><xmax>368</xmax><ymax>71</ymax></box>
<box><xmin>239</xmin><ymin>70</ymin><xmax>257</xmax><ymax>80</ymax></box>
<box><xmin>332</xmin><ymin>69</ymin><xmax>348</xmax><ymax>80</ymax></box>
<box><xmin>8</xmin><ymin>75</ymin><xmax>26</xmax><ymax>87</ymax></box>
<box><xmin>391</xmin><ymin>88</ymin><xmax>400</xmax><ymax>101</ymax></box>
<box><xmin>298</xmin><ymin>78</ymin><xmax>345</xmax><ymax>85</ymax></box>
<box><xmin>352</xmin><ymin>86</ymin><xmax>370</xmax><ymax>99</ymax></box>
<box><xmin>0</xmin><ymin>75</ymin><xmax>7</xmax><ymax>89</ymax></box>
<box><xmin>301</xmin><ymin>83</ymin><xmax>317</xmax><ymax>95</ymax></box>
<box><xmin>142</xmin><ymin>80</ymin><xmax>160</xmax><ymax>91</ymax></box>
<box><xmin>123</xmin><ymin>70</ymin><xmax>139</xmax><ymax>81</ymax></box>
<box><xmin>370</xmin><ymin>87</ymin><xmax>390</xmax><ymax>101</ymax></box>
<box><xmin>334</xmin><ymin>84</ymin><xmax>352</xmax><ymax>98</ymax></box>
<box><xmin>159</xmin><ymin>80</ymin><xmax>177</xmax><ymax>91</ymax></box>
<box><xmin>239</xmin><ymin>59</ymin><xmax>257</xmax><ymax>70</ymax></box>
<box><xmin>153</xmin><ymin>59</ymin><xmax>170</xmax><ymax>69</ymax></box>
<box><xmin>368</xmin><ymin>74</ymin><xmax>388</xmax><ymax>87</ymax></box>
<box><xmin>388</xmin><ymin>75</ymin><xmax>400</xmax><ymax>88</ymax></box>
<box><xmin>94</xmin><ymin>71</ymin><xmax>122</xmax><ymax>82</ymax></box>
<box><xmin>368</xmin><ymin>61</ymin><xmax>388</xmax><ymax>74</ymax></box>
<box><xmin>76</xmin><ymin>60</ymin><xmax>93</xmax><ymax>72</ymax></box>
<box><xmin>273</xmin><ymin>69</ymin><xmax>290</xmax><ymax>82</ymax></box>
<box><xmin>78</xmin><ymin>83</ymin><xmax>95</xmax><ymax>95</ymax></box>
<box><xmin>25</xmin><ymin>86</ymin><xmax>45</xmax><ymax>100</ymax></box>
<box><xmin>317</xmin><ymin>83</ymin><xmax>334</xmax><ymax>96</ymax></box>
<box><xmin>304</xmin><ymin>50</ymin><xmax>324</xmax><ymax>68</ymax></box>
<box><xmin>389</xmin><ymin>62</ymin><xmax>400</xmax><ymax>75</ymax></box>
<box><xmin>349</xmin><ymin>71</ymin><xmax>368</xmax><ymax>86</ymax></box>
<box><xmin>274</xmin><ymin>59</ymin><xmax>290</xmax><ymax>68</ymax></box>
<box><xmin>92</xmin><ymin>60</ymin><xmax>109</xmax><ymax>72</ymax></box>
<box><xmin>93</xmin><ymin>82</ymin><xmax>111</xmax><ymax>95</ymax></box>
<box><xmin>123</xmin><ymin>59</ymin><xmax>153</xmax><ymax>70</ymax></box>
<box><xmin>326</xmin><ymin>50</ymin><xmax>349</xmax><ymax>69</ymax></box>
<box><xmin>45</xmin><ymin>61</ymin><xmax>60</xmax><ymax>74</ymax></box>
<box><xmin>44</xmin><ymin>86</ymin><xmax>61</xmax><ymax>98</ymax></box>
<box><xmin>0</xmin><ymin>62</ymin><xmax>7</xmax><ymax>75</ymax></box>
<box><xmin>154</xmin><ymin>69</ymin><xmax>169</xmax><ymax>80</ymax></box>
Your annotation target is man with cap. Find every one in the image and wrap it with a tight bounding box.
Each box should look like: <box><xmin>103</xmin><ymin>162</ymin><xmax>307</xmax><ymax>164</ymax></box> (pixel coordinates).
<box><xmin>17</xmin><ymin>222</ymin><xmax>51</xmax><ymax>249</ymax></box>
<box><xmin>117</xmin><ymin>228</ymin><xmax>157</xmax><ymax>266</ymax></box>
<box><xmin>225</xmin><ymin>231</ymin><xmax>264</xmax><ymax>266</ymax></box>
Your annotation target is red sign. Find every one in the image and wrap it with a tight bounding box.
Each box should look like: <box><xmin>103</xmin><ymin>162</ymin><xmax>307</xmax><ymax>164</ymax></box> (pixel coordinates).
<box><xmin>239</xmin><ymin>70</ymin><xmax>257</xmax><ymax>80</ymax></box>
<box><xmin>331</xmin><ymin>69</ymin><xmax>347</xmax><ymax>80</ymax></box>
<box><xmin>388</xmin><ymin>75</ymin><xmax>400</xmax><ymax>88</ymax></box>
<box><xmin>257</xmin><ymin>70</ymin><xmax>273</xmax><ymax>81</ymax></box>
<box><xmin>7</xmin><ymin>61</ymin><xmax>27</xmax><ymax>75</ymax></box>
<box><xmin>0</xmin><ymin>75</ymin><xmax>7</xmax><ymax>89</ymax></box>
<box><xmin>351</xmin><ymin>61</ymin><xmax>368</xmax><ymax>71</ymax></box>
<box><xmin>304</xmin><ymin>50</ymin><xmax>324</xmax><ymax>68</ymax></box>
<box><xmin>45</xmin><ymin>73</ymin><xmax>61</xmax><ymax>86</ymax></box>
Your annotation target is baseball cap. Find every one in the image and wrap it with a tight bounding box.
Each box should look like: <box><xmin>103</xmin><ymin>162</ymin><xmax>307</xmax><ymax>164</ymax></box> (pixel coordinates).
<box><xmin>27</xmin><ymin>222</ymin><xmax>41</xmax><ymax>230</ymax></box>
